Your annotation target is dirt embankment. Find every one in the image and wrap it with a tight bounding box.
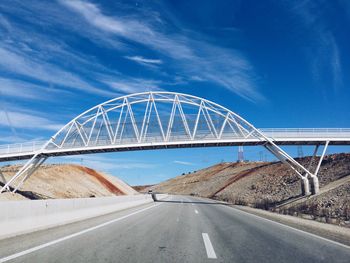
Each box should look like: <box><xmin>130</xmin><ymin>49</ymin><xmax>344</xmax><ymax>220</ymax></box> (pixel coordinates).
<box><xmin>150</xmin><ymin>153</ymin><xmax>350</xmax><ymax>227</ymax></box>
<box><xmin>149</xmin><ymin>162</ymin><xmax>264</xmax><ymax>197</ymax></box>
<box><xmin>0</xmin><ymin>164</ymin><xmax>137</xmax><ymax>201</ymax></box>
<box><xmin>77</xmin><ymin>166</ymin><xmax>124</xmax><ymax>195</ymax></box>
<box><xmin>132</xmin><ymin>185</ymin><xmax>154</xmax><ymax>193</ymax></box>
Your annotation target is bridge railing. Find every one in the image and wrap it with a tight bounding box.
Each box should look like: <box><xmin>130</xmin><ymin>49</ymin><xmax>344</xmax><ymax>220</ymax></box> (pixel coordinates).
<box><xmin>0</xmin><ymin>141</ymin><xmax>46</xmax><ymax>156</ymax></box>
<box><xmin>260</xmin><ymin>128</ymin><xmax>350</xmax><ymax>138</ymax></box>
<box><xmin>0</xmin><ymin>131</ymin><xmax>254</xmax><ymax>156</ymax></box>
<box><xmin>44</xmin><ymin>132</ymin><xmax>244</xmax><ymax>149</ymax></box>
<box><xmin>0</xmin><ymin>128</ymin><xmax>350</xmax><ymax>157</ymax></box>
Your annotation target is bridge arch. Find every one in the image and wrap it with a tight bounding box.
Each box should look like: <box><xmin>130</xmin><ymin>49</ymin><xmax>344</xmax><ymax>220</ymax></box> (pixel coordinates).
<box><xmin>1</xmin><ymin>92</ymin><xmax>322</xmax><ymax>195</ymax></box>
<box><xmin>46</xmin><ymin>91</ymin><xmax>265</xmax><ymax>151</ymax></box>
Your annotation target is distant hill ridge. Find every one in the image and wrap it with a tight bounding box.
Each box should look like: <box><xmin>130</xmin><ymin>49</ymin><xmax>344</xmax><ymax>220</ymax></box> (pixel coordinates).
<box><xmin>149</xmin><ymin>153</ymin><xmax>350</xmax><ymax>226</ymax></box>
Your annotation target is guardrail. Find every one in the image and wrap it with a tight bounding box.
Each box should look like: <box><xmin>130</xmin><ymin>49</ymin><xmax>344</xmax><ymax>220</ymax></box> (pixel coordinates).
<box><xmin>261</xmin><ymin>128</ymin><xmax>350</xmax><ymax>138</ymax></box>
<box><xmin>261</xmin><ymin>128</ymin><xmax>350</xmax><ymax>133</ymax></box>
<box><xmin>0</xmin><ymin>128</ymin><xmax>349</xmax><ymax>157</ymax></box>
<box><xmin>0</xmin><ymin>140</ymin><xmax>46</xmax><ymax>156</ymax></box>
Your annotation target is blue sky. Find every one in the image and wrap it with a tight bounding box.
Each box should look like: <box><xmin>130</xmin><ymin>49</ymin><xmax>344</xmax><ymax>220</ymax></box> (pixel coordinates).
<box><xmin>0</xmin><ymin>0</ymin><xmax>349</xmax><ymax>185</ymax></box>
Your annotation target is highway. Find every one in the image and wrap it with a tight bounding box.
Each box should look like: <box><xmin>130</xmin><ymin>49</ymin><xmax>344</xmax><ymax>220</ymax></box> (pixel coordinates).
<box><xmin>0</xmin><ymin>195</ymin><xmax>349</xmax><ymax>263</ymax></box>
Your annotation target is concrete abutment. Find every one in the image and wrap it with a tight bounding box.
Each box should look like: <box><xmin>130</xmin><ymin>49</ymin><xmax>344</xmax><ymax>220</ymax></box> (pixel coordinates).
<box><xmin>309</xmin><ymin>176</ymin><xmax>320</xmax><ymax>195</ymax></box>
<box><xmin>301</xmin><ymin>177</ymin><xmax>311</xmax><ymax>196</ymax></box>
<box><xmin>301</xmin><ymin>176</ymin><xmax>320</xmax><ymax>196</ymax></box>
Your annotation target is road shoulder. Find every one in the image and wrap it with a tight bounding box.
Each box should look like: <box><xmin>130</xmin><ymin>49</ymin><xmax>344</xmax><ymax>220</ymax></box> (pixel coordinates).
<box><xmin>234</xmin><ymin>205</ymin><xmax>350</xmax><ymax>247</ymax></box>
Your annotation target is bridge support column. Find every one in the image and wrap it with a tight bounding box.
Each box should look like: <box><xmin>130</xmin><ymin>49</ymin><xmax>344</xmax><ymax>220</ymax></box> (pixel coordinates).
<box><xmin>0</xmin><ymin>170</ymin><xmax>10</xmax><ymax>192</ymax></box>
<box><xmin>265</xmin><ymin>143</ymin><xmax>312</xmax><ymax>196</ymax></box>
<box><xmin>309</xmin><ymin>176</ymin><xmax>319</xmax><ymax>195</ymax></box>
<box><xmin>264</xmin><ymin>140</ymin><xmax>329</xmax><ymax>196</ymax></box>
<box><xmin>307</xmin><ymin>141</ymin><xmax>328</xmax><ymax>195</ymax></box>
<box><xmin>0</xmin><ymin>154</ymin><xmax>47</xmax><ymax>193</ymax></box>
<box><xmin>301</xmin><ymin>177</ymin><xmax>311</xmax><ymax>196</ymax></box>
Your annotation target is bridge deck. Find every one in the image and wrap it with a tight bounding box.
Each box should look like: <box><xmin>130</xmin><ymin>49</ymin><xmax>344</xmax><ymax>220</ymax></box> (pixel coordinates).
<box><xmin>0</xmin><ymin>129</ymin><xmax>349</xmax><ymax>162</ymax></box>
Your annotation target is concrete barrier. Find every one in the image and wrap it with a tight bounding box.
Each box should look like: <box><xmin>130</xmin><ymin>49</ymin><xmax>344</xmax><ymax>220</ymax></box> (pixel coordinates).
<box><xmin>152</xmin><ymin>193</ymin><xmax>167</xmax><ymax>201</ymax></box>
<box><xmin>0</xmin><ymin>194</ymin><xmax>167</xmax><ymax>240</ymax></box>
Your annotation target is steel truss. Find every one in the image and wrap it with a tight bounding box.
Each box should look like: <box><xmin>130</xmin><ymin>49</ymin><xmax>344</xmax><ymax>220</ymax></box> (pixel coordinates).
<box><xmin>0</xmin><ymin>170</ymin><xmax>9</xmax><ymax>191</ymax></box>
<box><xmin>0</xmin><ymin>92</ymin><xmax>329</xmax><ymax>195</ymax></box>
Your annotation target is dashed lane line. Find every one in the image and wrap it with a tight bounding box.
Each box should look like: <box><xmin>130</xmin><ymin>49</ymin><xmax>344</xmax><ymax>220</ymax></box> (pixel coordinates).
<box><xmin>202</xmin><ymin>233</ymin><xmax>217</xmax><ymax>259</ymax></box>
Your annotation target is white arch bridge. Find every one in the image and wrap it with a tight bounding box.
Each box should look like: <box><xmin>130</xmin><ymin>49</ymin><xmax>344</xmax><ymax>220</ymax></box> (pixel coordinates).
<box><xmin>1</xmin><ymin>92</ymin><xmax>349</xmax><ymax>195</ymax></box>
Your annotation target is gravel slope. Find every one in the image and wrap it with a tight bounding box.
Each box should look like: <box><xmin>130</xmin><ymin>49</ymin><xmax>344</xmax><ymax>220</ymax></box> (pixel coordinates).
<box><xmin>150</xmin><ymin>153</ymin><xmax>350</xmax><ymax>226</ymax></box>
<box><xmin>0</xmin><ymin>164</ymin><xmax>137</xmax><ymax>200</ymax></box>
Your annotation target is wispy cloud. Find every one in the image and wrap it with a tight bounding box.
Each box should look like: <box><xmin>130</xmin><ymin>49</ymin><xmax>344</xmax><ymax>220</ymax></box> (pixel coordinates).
<box><xmin>0</xmin><ymin>9</ymin><xmax>131</xmax><ymax>97</ymax></box>
<box><xmin>0</xmin><ymin>0</ymin><xmax>263</xmax><ymax>101</ymax></box>
<box><xmin>105</xmin><ymin>78</ymin><xmax>162</xmax><ymax>94</ymax></box>
<box><xmin>79</xmin><ymin>159</ymin><xmax>155</xmax><ymax>170</ymax></box>
<box><xmin>0</xmin><ymin>46</ymin><xmax>117</xmax><ymax>98</ymax></box>
<box><xmin>59</xmin><ymin>0</ymin><xmax>193</xmax><ymax>58</ymax></box>
<box><xmin>284</xmin><ymin>1</ymin><xmax>343</xmax><ymax>91</ymax></box>
<box><xmin>173</xmin><ymin>160</ymin><xmax>195</xmax><ymax>166</ymax></box>
<box><xmin>0</xmin><ymin>109</ymin><xmax>63</xmax><ymax>131</ymax></box>
<box><xmin>0</xmin><ymin>135</ymin><xmax>31</xmax><ymax>144</ymax></box>
<box><xmin>59</xmin><ymin>0</ymin><xmax>263</xmax><ymax>101</ymax></box>
<box><xmin>125</xmin><ymin>56</ymin><xmax>163</xmax><ymax>67</ymax></box>
<box><xmin>190</xmin><ymin>76</ymin><xmax>206</xmax><ymax>82</ymax></box>
<box><xmin>0</xmin><ymin>14</ymin><xmax>11</xmax><ymax>31</ymax></box>
<box><xmin>0</xmin><ymin>77</ymin><xmax>71</xmax><ymax>101</ymax></box>
<box><xmin>59</xmin><ymin>0</ymin><xmax>149</xmax><ymax>37</ymax></box>
<box><xmin>59</xmin><ymin>155</ymin><xmax>157</xmax><ymax>172</ymax></box>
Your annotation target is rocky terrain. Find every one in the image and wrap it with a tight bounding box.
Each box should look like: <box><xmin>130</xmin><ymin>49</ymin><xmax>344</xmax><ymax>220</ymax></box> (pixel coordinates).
<box><xmin>0</xmin><ymin>164</ymin><xmax>137</xmax><ymax>200</ymax></box>
<box><xmin>132</xmin><ymin>184</ymin><xmax>154</xmax><ymax>192</ymax></box>
<box><xmin>149</xmin><ymin>153</ymin><xmax>350</xmax><ymax>226</ymax></box>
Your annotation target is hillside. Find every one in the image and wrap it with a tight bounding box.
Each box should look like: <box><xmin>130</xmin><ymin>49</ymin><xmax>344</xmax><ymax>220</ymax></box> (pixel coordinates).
<box><xmin>150</xmin><ymin>153</ymin><xmax>350</xmax><ymax>226</ymax></box>
<box><xmin>0</xmin><ymin>164</ymin><xmax>138</xmax><ymax>201</ymax></box>
<box><xmin>132</xmin><ymin>184</ymin><xmax>154</xmax><ymax>192</ymax></box>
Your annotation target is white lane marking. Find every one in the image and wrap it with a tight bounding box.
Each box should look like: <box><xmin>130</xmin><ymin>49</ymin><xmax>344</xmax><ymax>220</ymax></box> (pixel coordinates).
<box><xmin>195</xmin><ymin>209</ymin><xmax>199</xmax><ymax>214</ymax></box>
<box><xmin>226</xmin><ymin>206</ymin><xmax>350</xmax><ymax>250</ymax></box>
<box><xmin>0</xmin><ymin>203</ymin><xmax>162</xmax><ymax>263</ymax></box>
<box><xmin>202</xmin><ymin>233</ymin><xmax>217</xmax><ymax>259</ymax></box>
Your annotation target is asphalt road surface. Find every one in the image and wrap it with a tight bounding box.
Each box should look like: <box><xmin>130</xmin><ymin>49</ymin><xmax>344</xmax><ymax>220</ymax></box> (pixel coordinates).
<box><xmin>0</xmin><ymin>195</ymin><xmax>349</xmax><ymax>263</ymax></box>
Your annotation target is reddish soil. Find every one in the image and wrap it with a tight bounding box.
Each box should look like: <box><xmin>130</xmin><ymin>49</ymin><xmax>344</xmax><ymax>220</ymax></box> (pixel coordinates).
<box><xmin>77</xmin><ymin>166</ymin><xmax>125</xmax><ymax>195</ymax></box>
<box><xmin>209</xmin><ymin>163</ymin><xmax>270</xmax><ymax>198</ymax></box>
<box><xmin>150</xmin><ymin>153</ymin><xmax>350</xmax><ymax>226</ymax></box>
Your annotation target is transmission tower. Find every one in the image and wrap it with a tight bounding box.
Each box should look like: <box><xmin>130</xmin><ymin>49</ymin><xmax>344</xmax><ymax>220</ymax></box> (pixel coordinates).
<box><xmin>297</xmin><ymin>146</ymin><xmax>304</xmax><ymax>158</ymax></box>
<box><xmin>259</xmin><ymin>151</ymin><xmax>263</xmax><ymax>162</ymax></box>
<box><xmin>238</xmin><ymin>146</ymin><xmax>244</xmax><ymax>162</ymax></box>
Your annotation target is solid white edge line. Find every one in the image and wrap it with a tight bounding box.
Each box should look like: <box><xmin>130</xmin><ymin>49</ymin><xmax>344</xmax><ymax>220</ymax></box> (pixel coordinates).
<box><xmin>202</xmin><ymin>233</ymin><xmax>217</xmax><ymax>259</ymax></box>
<box><xmin>187</xmin><ymin>195</ymin><xmax>350</xmax><ymax>250</ymax></box>
<box><xmin>0</xmin><ymin>203</ymin><xmax>162</xmax><ymax>263</ymax></box>
<box><xmin>226</xmin><ymin>206</ymin><xmax>350</xmax><ymax>250</ymax></box>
